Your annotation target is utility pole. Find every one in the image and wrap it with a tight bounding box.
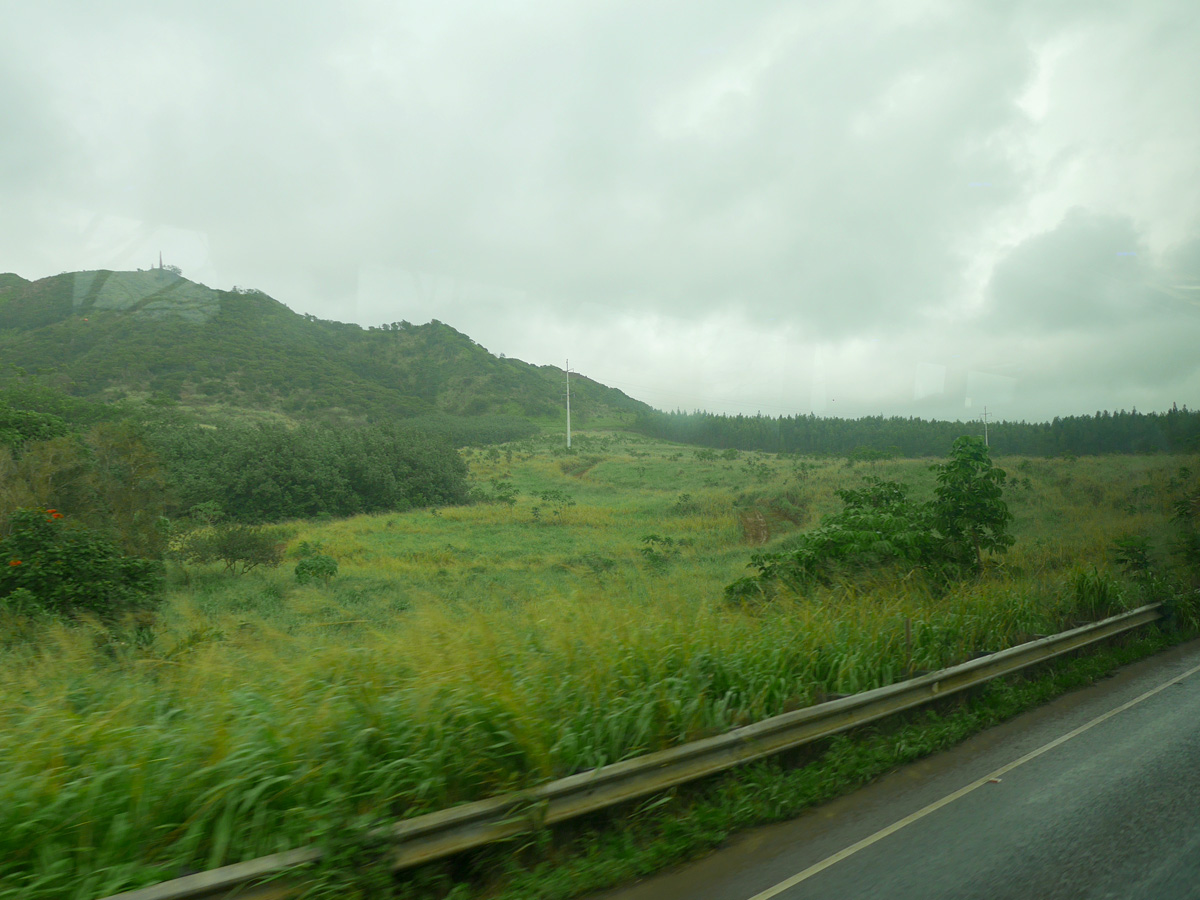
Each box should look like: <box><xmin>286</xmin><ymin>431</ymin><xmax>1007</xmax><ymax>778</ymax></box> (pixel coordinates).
<box><xmin>565</xmin><ymin>359</ymin><xmax>572</xmax><ymax>449</ymax></box>
<box><xmin>982</xmin><ymin>406</ymin><xmax>990</xmax><ymax>447</ymax></box>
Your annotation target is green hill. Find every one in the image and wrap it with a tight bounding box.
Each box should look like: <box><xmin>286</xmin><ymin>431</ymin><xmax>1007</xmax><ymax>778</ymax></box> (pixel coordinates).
<box><xmin>0</xmin><ymin>269</ymin><xmax>649</xmax><ymax>430</ymax></box>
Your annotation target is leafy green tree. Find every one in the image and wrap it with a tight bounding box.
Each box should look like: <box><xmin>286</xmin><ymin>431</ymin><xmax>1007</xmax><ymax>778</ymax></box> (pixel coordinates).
<box><xmin>929</xmin><ymin>436</ymin><xmax>1014</xmax><ymax>571</ymax></box>
<box><xmin>175</xmin><ymin>524</ymin><xmax>285</xmax><ymax>575</ymax></box>
<box><xmin>535</xmin><ymin>489</ymin><xmax>576</xmax><ymax>523</ymax></box>
<box><xmin>295</xmin><ymin>555</ymin><xmax>338</xmax><ymax>586</ymax></box>
<box><xmin>0</xmin><ymin>402</ymin><xmax>69</xmax><ymax>452</ymax></box>
<box><xmin>82</xmin><ymin>422</ymin><xmax>171</xmax><ymax>558</ymax></box>
<box><xmin>0</xmin><ymin>425</ymin><xmax>169</xmax><ymax>559</ymax></box>
<box><xmin>1171</xmin><ymin>478</ymin><xmax>1200</xmax><ymax>578</ymax></box>
<box><xmin>727</xmin><ymin>476</ymin><xmax>934</xmax><ymax>600</ymax></box>
<box><xmin>0</xmin><ymin>508</ymin><xmax>162</xmax><ymax>616</ymax></box>
<box><xmin>727</xmin><ymin>439</ymin><xmax>1016</xmax><ymax>602</ymax></box>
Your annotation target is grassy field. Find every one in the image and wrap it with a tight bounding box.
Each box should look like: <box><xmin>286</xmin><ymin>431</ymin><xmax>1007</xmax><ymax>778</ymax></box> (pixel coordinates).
<box><xmin>1</xmin><ymin>432</ymin><xmax>1197</xmax><ymax>898</ymax></box>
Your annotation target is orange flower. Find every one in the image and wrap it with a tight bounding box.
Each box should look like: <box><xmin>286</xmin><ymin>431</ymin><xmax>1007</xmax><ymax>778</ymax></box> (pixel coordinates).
<box><xmin>45</xmin><ymin>509</ymin><xmax>57</xmax><ymax>514</ymax></box>
<box><xmin>51</xmin><ymin>513</ymin><xmax>63</xmax><ymax>519</ymax></box>
<box><xmin>7</xmin><ymin>560</ymin><xmax>20</xmax><ymax>567</ymax></box>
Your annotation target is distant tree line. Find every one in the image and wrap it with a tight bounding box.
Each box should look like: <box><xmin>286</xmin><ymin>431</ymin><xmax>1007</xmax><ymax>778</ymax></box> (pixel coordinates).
<box><xmin>3</xmin><ymin>399</ymin><xmax>475</xmax><ymax>533</ymax></box>
<box><xmin>634</xmin><ymin>406</ymin><xmax>1200</xmax><ymax>457</ymax></box>
<box><xmin>1</xmin><ymin>383</ymin><xmax>479</xmax><ymax>616</ymax></box>
<box><xmin>153</xmin><ymin>423</ymin><xmax>469</xmax><ymax>523</ymax></box>
<box><xmin>398</xmin><ymin>414</ymin><xmax>538</xmax><ymax>447</ymax></box>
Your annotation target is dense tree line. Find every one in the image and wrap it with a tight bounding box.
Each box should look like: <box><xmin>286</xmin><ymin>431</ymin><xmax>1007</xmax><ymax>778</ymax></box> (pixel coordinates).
<box><xmin>1</xmin><ymin>386</ymin><xmax>475</xmax><ymax>616</ymax></box>
<box><xmin>2</xmin><ymin>382</ymin><xmax>476</xmax><ymax>532</ymax></box>
<box><xmin>399</xmin><ymin>414</ymin><xmax>538</xmax><ymax>447</ymax></box>
<box><xmin>634</xmin><ymin>406</ymin><xmax>1200</xmax><ymax>457</ymax></box>
<box><xmin>152</xmin><ymin>423</ymin><xmax>469</xmax><ymax>523</ymax></box>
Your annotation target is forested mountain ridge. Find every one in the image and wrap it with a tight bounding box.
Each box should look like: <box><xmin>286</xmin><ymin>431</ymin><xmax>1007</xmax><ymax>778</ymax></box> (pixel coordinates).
<box><xmin>3</xmin><ymin>269</ymin><xmax>1196</xmax><ymax>458</ymax></box>
<box><xmin>0</xmin><ymin>269</ymin><xmax>649</xmax><ymax>426</ymax></box>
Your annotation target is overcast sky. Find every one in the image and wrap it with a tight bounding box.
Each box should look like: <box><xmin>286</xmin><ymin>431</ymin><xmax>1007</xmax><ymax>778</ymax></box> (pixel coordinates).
<box><xmin>3</xmin><ymin>0</ymin><xmax>1197</xmax><ymax>422</ymax></box>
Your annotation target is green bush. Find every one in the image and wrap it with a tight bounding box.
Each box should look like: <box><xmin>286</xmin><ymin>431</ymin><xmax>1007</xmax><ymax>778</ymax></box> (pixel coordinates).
<box><xmin>0</xmin><ymin>402</ymin><xmax>69</xmax><ymax>452</ymax></box>
<box><xmin>728</xmin><ymin>437</ymin><xmax>1015</xmax><ymax>601</ymax></box>
<box><xmin>929</xmin><ymin>436</ymin><xmax>1014</xmax><ymax>570</ymax></box>
<box><xmin>1112</xmin><ymin>535</ymin><xmax>1153</xmax><ymax>577</ymax></box>
<box><xmin>175</xmin><ymin>524</ymin><xmax>286</xmax><ymax>575</ymax></box>
<box><xmin>533</xmin><ymin>489</ymin><xmax>575</xmax><ymax>523</ymax></box>
<box><xmin>0</xmin><ymin>508</ymin><xmax>162</xmax><ymax>616</ymax></box>
<box><xmin>1172</xmin><ymin>483</ymin><xmax>1200</xmax><ymax>577</ymax></box>
<box><xmin>640</xmin><ymin>534</ymin><xmax>680</xmax><ymax>573</ymax></box>
<box><xmin>295</xmin><ymin>554</ymin><xmax>338</xmax><ymax>586</ymax></box>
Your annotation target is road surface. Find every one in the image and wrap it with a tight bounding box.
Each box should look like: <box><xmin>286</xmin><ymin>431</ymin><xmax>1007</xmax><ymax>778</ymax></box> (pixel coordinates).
<box><xmin>591</xmin><ymin>638</ymin><xmax>1200</xmax><ymax>900</ymax></box>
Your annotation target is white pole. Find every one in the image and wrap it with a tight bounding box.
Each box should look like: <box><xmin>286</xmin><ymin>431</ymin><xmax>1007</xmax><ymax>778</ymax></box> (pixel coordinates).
<box><xmin>983</xmin><ymin>406</ymin><xmax>989</xmax><ymax>447</ymax></box>
<box><xmin>566</xmin><ymin>359</ymin><xmax>571</xmax><ymax>449</ymax></box>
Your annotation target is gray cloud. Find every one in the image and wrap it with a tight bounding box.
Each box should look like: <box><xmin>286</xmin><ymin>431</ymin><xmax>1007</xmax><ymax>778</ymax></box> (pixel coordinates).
<box><xmin>2</xmin><ymin>0</ymin><xmax>1197</xmax><ymax>421</ymax></box>
<box><xmin>984</xmin><ymin>209</ymin><xmax>1151</xmax><ymax>332</ymax></box>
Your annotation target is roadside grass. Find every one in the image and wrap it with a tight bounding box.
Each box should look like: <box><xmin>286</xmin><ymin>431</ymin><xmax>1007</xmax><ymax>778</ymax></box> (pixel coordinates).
<box><xmin>0</xmin><ymin>434</ymin><xmax>1196</xmax><ymax>898</ymax></box>
<box><xmin>460</xmin><ymin>627</ymin><xmax>1193</xmax><ymax>900</ymax></box>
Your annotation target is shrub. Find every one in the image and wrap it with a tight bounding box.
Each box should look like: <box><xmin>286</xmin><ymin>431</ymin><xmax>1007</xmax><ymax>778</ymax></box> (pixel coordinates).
<box><xmin>727</xmin><ymin>438</ymin><xmax>1015</xmax><ymax>601</ymax></box>
<box><xmin>175</xmin><ymin>524</ymin><xmax>286</xmax><ymax>575</ymax></box>
<box><xmin>295</xmin><ymin>555</ymin><xmax>338</xmax><ymax>586</ymax></box>
<box><xmin>929</xmin><ymin>436</ymin><xmax>1014</xmax><ymax>571</ymax></box>
<box><xmin>1172</xmin><ymin>483</ymin><xmax>1200</xmax><ymax>577</ymax></box>
<box><xmin>640</xmin><ymin>535</ymin><xmax>680</xmax><ymax>572</ymax></box>
<box><xmin>1112</xmin><ymin>535</ymin><xmax>1153</xmax><ymax>577</ymax></box>
<box><xmin>0</xmin><ymin>508</ymin><xmax>162</xmax><ymax>616</ymax></box>
<box><xmin>470</xmin><ymin>479</ymin><xmax>519</xmax><ymax>508</ymax></box>
<box><xmin>534</xmin><ymin>489</ymin><xmax>575</xmax><ymax>523</ymax></box>
<box><xmin>670</xmin><ymin>493</ymin><xmax>701</xmax><ymax>515</ymax></box>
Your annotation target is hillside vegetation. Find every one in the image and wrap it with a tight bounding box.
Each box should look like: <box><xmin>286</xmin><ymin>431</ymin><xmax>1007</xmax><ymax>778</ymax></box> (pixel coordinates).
<box><xmin>4</xmin><ymin>268</ymin><xmax>1199</xmax><ymax>459</ymax></box>
<box><xmin>3</xmin><ymin>267</ymin><xmax>1200</xmax><ymax>897</ymax></box>
<box><xmin>0</xmin><ymin>269</ymin><xmax>647</xmax><ymax>427</ymax></box>
<box><xmin>2</xmin><ymin>431</ymin><xmax>1198</xmax><ymax>898</ymax></box>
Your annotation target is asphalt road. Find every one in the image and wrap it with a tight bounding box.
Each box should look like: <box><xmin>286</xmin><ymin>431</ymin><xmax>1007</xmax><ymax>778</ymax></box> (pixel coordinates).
<box><xmin>591</xmin><ymin>638</ymin><xmax>1200</xmax><ymax>900</ymax></box>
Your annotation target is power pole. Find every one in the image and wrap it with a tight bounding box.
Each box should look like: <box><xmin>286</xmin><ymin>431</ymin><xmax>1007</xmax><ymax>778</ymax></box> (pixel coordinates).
<box><xmin>982</xmin><ymin>406</ymin><xmax>990</xmax><ymax>447</ymax></box>
<box><xmin>565</xmin><ymin>359</ymin><xmax>572</xmax><ymax>449</ymax></box>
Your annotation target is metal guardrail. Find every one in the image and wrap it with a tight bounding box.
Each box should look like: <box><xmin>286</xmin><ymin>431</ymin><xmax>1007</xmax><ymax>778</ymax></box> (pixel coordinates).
<box><xmin>103</xmin><ymin>603</ymin><xmax>1163</xmax><ymax>900</ymax></box>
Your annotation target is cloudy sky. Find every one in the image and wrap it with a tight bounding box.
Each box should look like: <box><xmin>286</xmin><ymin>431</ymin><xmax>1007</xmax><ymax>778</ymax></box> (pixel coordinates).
<box><xmin>3</xmin><ymin>0</ymin><xmax>1198</xmax><ymax>422</ymax></box>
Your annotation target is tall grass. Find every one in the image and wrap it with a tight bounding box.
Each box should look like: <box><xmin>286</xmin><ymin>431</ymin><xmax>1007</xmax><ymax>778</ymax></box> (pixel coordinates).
<box><xmin>1</xmin><ymin>436</ymin><xmax>1195</xmax><ymax>898</ymax></box>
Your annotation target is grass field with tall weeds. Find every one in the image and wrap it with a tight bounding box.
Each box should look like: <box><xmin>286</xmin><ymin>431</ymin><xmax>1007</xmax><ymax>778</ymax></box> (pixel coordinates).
<box><xmin>2</xmin><ymin>432</ymin><xmax>1197</xmax><ymax>898</ymax></box>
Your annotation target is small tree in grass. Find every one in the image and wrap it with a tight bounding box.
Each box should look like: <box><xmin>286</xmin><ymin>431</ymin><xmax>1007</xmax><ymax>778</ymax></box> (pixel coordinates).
<box><xmin>929</xmin><ymin>436</ymin><xmax>1014</xmax><ymax>572</ymax></box>
<box><xmin>294</xmin><ymin>541</ymin><xmax>338</xmax><ymax>586</ymax></box>
<box><xmin>295</xmin><ymin>554</ymin><xmax>338</xmax><ymax>587</ymax></box>
<box><xmin>175</xmin><ymin>524</ymin><xmax>285</xmax><ymax>575</ymax></box>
